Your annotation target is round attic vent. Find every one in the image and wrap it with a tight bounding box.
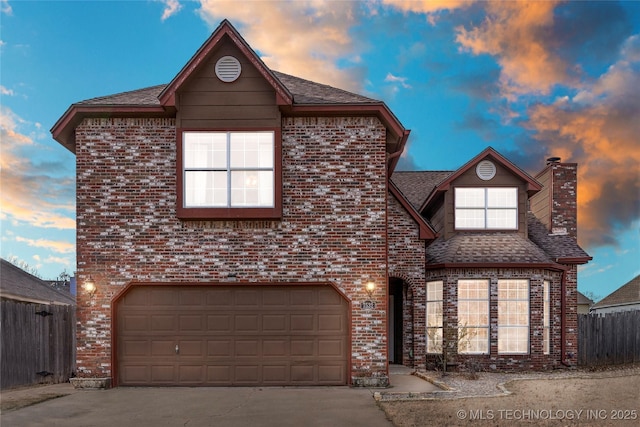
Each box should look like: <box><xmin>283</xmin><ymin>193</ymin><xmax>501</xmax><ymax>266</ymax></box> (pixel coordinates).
<box><xmin>215</xmin><ymin>56</ymin><xmax>241</xmax><ymax>83</ymax></box>
<box><xmin>476</xmin><ymin>160</ymin><xmax>497</xmax><ymax>180</ymax></box>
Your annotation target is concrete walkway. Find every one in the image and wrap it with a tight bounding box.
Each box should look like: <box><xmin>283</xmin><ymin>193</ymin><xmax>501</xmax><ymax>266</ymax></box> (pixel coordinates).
<box><xmin>0</xmin><ymin>367</ymin><xmax>440</xmax><ymax>427</ymax></box>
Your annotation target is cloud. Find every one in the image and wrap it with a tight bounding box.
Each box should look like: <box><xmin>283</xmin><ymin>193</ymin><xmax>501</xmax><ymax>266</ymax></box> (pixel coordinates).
<box><xmin>385</xmin><ymin>73</ymin><xmax>412</xmax><ymax>89</ymax></box>
<box><xmin>1</xmin><ymin>0</ymin><xmax>12</xmax><ymax>15</ymax></box>
<box><xmin>0</xmin><ymin>107</ymin><xmax>76</xmax><ymax>230</ymax></box>
<box><xmin>43</xmin><ymin>255</ymin><xmax>72</xmax><ymax>267</ymax></box>
<box><xmin>522</xmin><ymin>34</ymin><xmax>640</xmax><ymax>249</ymax></box>
<box><xmin>1</xmin><ymin>85</ymin><xmax>15</xmax><ymax>96</ymax></box>
<box><xmin>160</xmin><ymin>0</ymin><xmax>182</xmax><ymax>21</ymax></box>
<box><xmin>197</xmin><ymin>0</ymin><xmax>364</xmax><ymax>91</ymax></box>
<box><xmin>455</xmin><ymin>1</ymin><xmax>575</xmax><ymax>100</ymax></box>
<box><xmin>15</xmin><ymin>237</ymin><xmax>75</xmax><ymax>254</ymax></box>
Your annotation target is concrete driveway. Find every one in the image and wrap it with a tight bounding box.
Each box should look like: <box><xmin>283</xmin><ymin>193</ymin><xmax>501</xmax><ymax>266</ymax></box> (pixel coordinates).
<box><xmin>1</xmin><ymin>385</ymin><xmax>393</xmax><ymax>427</ymax></box>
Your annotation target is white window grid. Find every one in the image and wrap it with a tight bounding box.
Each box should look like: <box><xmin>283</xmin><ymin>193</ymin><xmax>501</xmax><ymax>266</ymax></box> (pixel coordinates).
<box><xmin>498</xmin><ymin>279</ymin><xmax>530</xmax><ymax>354</ymax></box>
<box><xmin>183</xmin><ymin>131</ymin><xmax>274</xmax><ymax>208</ymax></box>
<box><xmin>458</xmin><ymin>279</ymin><xmax>490</xmax><ymax>354</ymax></box>
<box><xmin>426</xmin><ymin>281</ymin><xmax>443</xmax><ymax>354</ymax></box>
<box><xmin>455</xmin><ymin>187</ymin><xmax>518</xmax><ymax>230</ymax></box>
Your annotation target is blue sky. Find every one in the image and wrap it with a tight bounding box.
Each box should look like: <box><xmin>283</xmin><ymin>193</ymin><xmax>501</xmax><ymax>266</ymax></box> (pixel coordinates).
<box><xmin>1</xmin><ymin>0</ymin><xmax>638</xmax><ymax>301</ymax></box>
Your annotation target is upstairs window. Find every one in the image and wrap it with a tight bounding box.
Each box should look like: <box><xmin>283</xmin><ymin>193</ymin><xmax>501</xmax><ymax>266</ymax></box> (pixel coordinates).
<box><xmin>177</xmin><ymin>130</ymin><xmax>281</xmax><ymax>219</ymax></box>
<box><xmin>455</xmin><ymin>187</ymin><xmax>518</xmax><ymax>230</ymax></box>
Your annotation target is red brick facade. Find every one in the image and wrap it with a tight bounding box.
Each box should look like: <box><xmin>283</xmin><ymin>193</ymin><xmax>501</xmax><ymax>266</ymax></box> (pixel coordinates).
<box><xmin>75</xmin><ymin>116</ymin><xmax>391</xmax><ymax>384</ymax></box>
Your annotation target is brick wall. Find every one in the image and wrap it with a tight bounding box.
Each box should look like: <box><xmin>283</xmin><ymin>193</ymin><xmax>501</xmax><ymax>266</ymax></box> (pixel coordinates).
<box><xmin>74</xmin><ymin>116</ymin><xmax>390</xmax><ymax>384</ymax></box>
<box><xmin>387</xmin><ymin>193</ymin><xmax>427</xmax><ymax>368</ymax></box>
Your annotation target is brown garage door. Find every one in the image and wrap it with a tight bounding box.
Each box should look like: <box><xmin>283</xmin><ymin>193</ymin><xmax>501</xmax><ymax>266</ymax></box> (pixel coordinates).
<box><xmin>116</xmin><ymin>284</ymin><xmax>349</xmax><ymax>386</ymax></box>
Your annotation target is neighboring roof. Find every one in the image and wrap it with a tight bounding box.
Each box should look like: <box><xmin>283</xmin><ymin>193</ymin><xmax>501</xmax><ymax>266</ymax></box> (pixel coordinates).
<box><xmin>527</xmin><ymin>213</ymin><xmax>592</xmax><ymax>263</ymax></box>
<box><xmin>425</xmin><ymin>231</ymin><xmax>558</xmax><ymax>268</ymax></box>
<box><xmin>390</xmin><ymin>171</ymin><xmax>453</xmax><ymax>210</ymax></box>
<box><xmin>419</xmin><ymin>147</ymin><xmax>542</xmax><ymax>213</ymax></box>
<box><xmin>591</xmin><ymin>275</ymin><xmax>640</xmax><ymax>310</ymax></box>
<box><xmin>51</xmin><ymin>19</ymin><xmax>408</xmax><ymax>172</ymax></box>
<box><xmin>0</xmin><ymin>259</ymin><xmax>75</xmax><ymax>305</ymax></box>
<box><xmin>577</xmin><ymin>291</ymin><xmax>594</xmax><ymax>306</ymax></box>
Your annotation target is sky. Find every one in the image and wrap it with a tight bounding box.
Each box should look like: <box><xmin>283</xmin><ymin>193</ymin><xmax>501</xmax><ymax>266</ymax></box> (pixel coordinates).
<box><xmin>1</xmin><ymin>0</ymin><xmax>638</xmax><ymax>301</ymax></box>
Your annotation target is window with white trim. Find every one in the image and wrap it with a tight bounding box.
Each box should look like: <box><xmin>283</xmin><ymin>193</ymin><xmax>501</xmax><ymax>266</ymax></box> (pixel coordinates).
<box><xmin>177</xmin><ymin>130</ymin><xmax>282</xmax><ymax>220</ymax></box>
<box><xmin>457</xmin><ymin>279</ymin><xmax>489</xmax><ymax>354</ymax></box>
<box><xmin>426</xmin><ymin>281</ymin><xmax>443</xmax><ymax>353</ymax></box>
<box><xmin>543</xmin><ymin>280</ymin><xmax>550</xmax><ymax>355</ymax></box>
<box><xmin>455</xmin><ymin>187</ymin><xmax>518</xmax><ymax>230</ymax></box>
<box><xmin>498</xmin><ymin>279</ymin><xmax>530</xmax><ymax>354</ymax></box>
<box><xmin>183</xmin><ymin>131</ymin><xmax>274</xmax><ymax>208</ymax></box>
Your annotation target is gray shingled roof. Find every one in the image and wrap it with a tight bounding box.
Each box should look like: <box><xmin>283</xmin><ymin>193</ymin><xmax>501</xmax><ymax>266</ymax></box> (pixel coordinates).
<box><xmin>527</xmin><ymin>213</ymin><xmax>591</xmax><ymax>261</ymax></box>
<box><xmin>0</xmin><ymin>259</ymin><xmax>75</xmax><ymax>305</ymax></box>
<box><xmin>390</xmin><ymin>171</ymin><xmax>453</xmax><ymax>210</ymax></box>
<box><xmin>75</xmin><ymin>72</ymin><xmax>379</xmax><ymax>107</ymax></box>
<box><xmin>272</xmin><ymin>71</ymin><xmax>379</xmax><ymax>104</ymax></box>
<box><xmin>426</xmin><ymin>232</ymin><xmax>553</xmax><ymax>265</ymax></box>
<box><xmin>591</xmin><ymin>275</ymin><xmax>640</xmax><ymax>309</ymax></box>
<box><xmin>77</xmin><ymin>84</ymin><xmax>167</xmax><ymax>106</ymax></box>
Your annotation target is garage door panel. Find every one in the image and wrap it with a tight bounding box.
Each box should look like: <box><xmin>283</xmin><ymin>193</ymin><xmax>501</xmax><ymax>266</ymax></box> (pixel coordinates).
<box><xmin>207</xmin><ymin>314</ymin><xmax>231</xmax><ymax>332</ymax></box>
<box><xmin>318</xmin><ymin>314</ymin><xmax>343</xmax><ymax>332</ymax></box>
<box><xmin>263</xmin><ymin>365</ymin><xmax>288</xmax><ymax>383</ymax></box>
<box><xmin>208</xmin><ymin>339</ymin><xmax>232</xmax><ymax>357</ymax></box>
<box><xmin>262</xmin><ymin>314</ymin><xmax>286</xmax><ymax>331</ymax></box>
<box><xmin>263</xmin><ymin>339</ymin><xmax>287</xmax><ymax>356</ymax></box>
<box><xmin>179</xmin><ymin>314</ymin><xmax>203</xmax><ymax>331</ymax></box>
<box><xmin>235</xmin><ymin>314</ymin><xmax>259</xmax><ymax>332</ymax></box>
<box><xmin>291</xmin><ymin>314</ymin><xmax>314</xmax><ymax>331</ymax></box>
<box><xmin>121</xmin><ymin>340</ymin><xmax>148</xmax><ymax>356</ymax></box>
<box><xmin>318</xmin><ymin>364</ymin><xmax>346</xmax><ymax>383</ymax></box>
<box><xmin>151</xmin><ymin>340</ymin><xmax>176</xmax><ymax>356</ymax></box>
<box><xmin>291</xmin><ymin>365</ymin><xmax>314</xmax><ymax>382</ymax></box>
<box><xmin>122</xmin><ymin>315</ymin><xmax>148</xmax><ymax>332</ymax></box>
<box><xmin>263</xmin><ymin>289</ymin><xmax>287</xmax><ymax>306</ymax></box>
<box><xmin>291</xmin><ymin>339</ymin><xmax>314</xmax><ymax>356</ymax></box>
<box><xmin>234</xmin><ymin>289</ymin><xmax>259</xmax><ymax>306</ymax></box>
<box><xmin>235</xmin><ymin>340</ymin><xmax>259</xmax><ymax>356</ymax></box>
<box><xmin>235</xmin><ymin>366</ymin><xmax>259</xmax><ymax>383</ymax></box>
<box><xmin>319</xmin><ymin>339</ymin><xmax>344</xmax><ymax>356</ymax></box>
<box><xmin>151</xmin><ymin>289</ymin><xmax>178</xmax><ymax>306</ymax></box>
<box><xmin>151</xmin><ymin>365</ymin><xmax>175</xmax><ymax>382</ymax></box>
<box><xmin>151</xmin><ymin>314</ymin><xmax>175</xmax><ymax>332</ymax></box>
<box><xmin>178</xmin><ymin>365</ymin><xmax>203</xmax><ymax>383</ymax></box>
<box><xmin>290</xmin><ymin>289</ymin><xmax>314</xmax><ymax>306</ymax></box>
<box><xmin>207</xmin><ymin>289</ymin><xmax>233</xmax><ymax>306</ymax></box>
<box><xmin>118</xmin><ymin>285</ymin><xmax>348</xmax><ymax>386</ymax></box>
<box><xmin>179</xmin><ymin>289</ymin><xmax>205</xmax><ymax>306</ymax></box>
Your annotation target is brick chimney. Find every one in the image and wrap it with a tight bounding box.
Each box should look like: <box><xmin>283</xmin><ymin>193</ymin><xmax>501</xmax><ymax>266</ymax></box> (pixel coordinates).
<box><xmin>530</xmin><ymin>157</ymin><xmax>578</xmax><ymax>239</ymax></box>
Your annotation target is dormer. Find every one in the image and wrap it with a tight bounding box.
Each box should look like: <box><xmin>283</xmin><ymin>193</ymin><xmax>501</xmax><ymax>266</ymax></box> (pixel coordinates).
<box><xmin>420</xmin><ymin>147</ymin><xmax>542</xmax><ymax>240</ymax></box>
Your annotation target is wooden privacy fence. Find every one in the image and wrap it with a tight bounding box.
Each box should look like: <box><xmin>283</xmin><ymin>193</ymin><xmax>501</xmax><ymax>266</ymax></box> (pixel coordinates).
<box><xmin>578</xmin><ymin>310</ymin><xmax>640</xmax><ymax>366</ymax></box>
<box><xmin>0</xmin><ymin>300</ymin><xmax>76</xmax><ymax>389</ymax></box>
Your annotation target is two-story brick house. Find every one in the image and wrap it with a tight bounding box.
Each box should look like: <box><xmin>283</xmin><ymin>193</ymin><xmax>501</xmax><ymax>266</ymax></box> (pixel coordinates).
<box><xmin>52</xmin><ymin>20</ymin><xmax>589</xmax><ymax>387</ymax></box>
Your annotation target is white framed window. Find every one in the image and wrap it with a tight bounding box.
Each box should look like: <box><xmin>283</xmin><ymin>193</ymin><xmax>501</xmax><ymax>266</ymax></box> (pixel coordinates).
<box><xmin>457</xmin><ymin>279</ymin><xmax>489</xmax><ymax>354</ymax></box>
<box><xmin>498</xmin><ymin>279</ymin><xmax>530</xmax><ymax>354</ymax></box>
<box><xmin>426</xmin><ymin>281</ymin><xmax>443</xmax><ymax>353</ymax></box>
<box><xmin>543</xmin><ymin>280</ymin><xmax>550</xmax><ymax>355</ymax></box>
<box><xmin>183</xmin><ymin>131</ymin><xmax>275</xmax><ymax>208</ymax></box>
<box><xmin>455</xmin><ymin>187</ymin><xmax>518</xmax><ymax>230</ymax></box>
